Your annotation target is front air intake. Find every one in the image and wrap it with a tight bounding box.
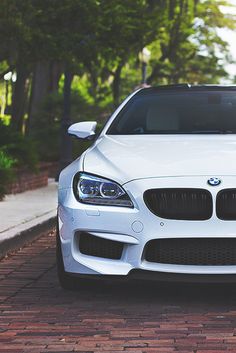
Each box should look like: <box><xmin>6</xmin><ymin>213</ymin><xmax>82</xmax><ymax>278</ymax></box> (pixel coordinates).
<box><xmin>145</xmin><ymin>238</ymin><xmax>236</xmax><ymax>266</ymax></box>
<box><xmin>78</xmin><ymin>232</ymin><xmax>123</xmax><ymax>260</ymax></box>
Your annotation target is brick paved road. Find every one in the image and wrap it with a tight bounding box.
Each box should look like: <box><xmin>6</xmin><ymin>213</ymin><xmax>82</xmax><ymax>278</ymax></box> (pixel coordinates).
<box><xmin>2</xmin><ymin>231</ymin><xmax>236</xmax><ymax>353</ymax></box>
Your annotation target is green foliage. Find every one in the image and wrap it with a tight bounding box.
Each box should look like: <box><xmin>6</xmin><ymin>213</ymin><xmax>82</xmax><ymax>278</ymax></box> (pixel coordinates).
<box><xmin>6</xmin><ymin>139</ymin><xmax>38</xmax><ymax>170</ymax></box>
<box><xmin>0</xmin><ymin>1</ymin><xmax>235</xmax><ymax>87</ymax></box>
<box><xmin>28</xmin><ymin>92</ymin><xmax>62</xmax><ymax>162</ymax></box>
<box><xmin>146</xmin><ymin>0</ymin><xmax>235</xmax><ymax>85</ymax></box>
<box><xmin>29</xmin><ymin>87</ymin><xmax>107</xmax><ymax>162</ymax></box>
<box><xmin>0</xmin><ymin>149</ymin><xmax>15</xmax><ymax>169</ymax></box>
<box><xmin>0</xmin><ymin>149</ymin><xmax>15</xmax><ymax>200</ymax></box>
<box><xmin>0</xmin><ymin>121</ymin><xmax>38</xmax><ymax>169</ymax></box>
<box><xmin>0</xmin><ymin>0</ymin><xmax>235</xmax><ymax>164</ymax></box>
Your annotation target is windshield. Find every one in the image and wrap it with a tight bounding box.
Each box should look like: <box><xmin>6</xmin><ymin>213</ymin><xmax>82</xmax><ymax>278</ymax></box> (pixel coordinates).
<box><xmin>107</xmin><ymin>90</ymin><xmax>236</xmax><ymax>135</ymax></box>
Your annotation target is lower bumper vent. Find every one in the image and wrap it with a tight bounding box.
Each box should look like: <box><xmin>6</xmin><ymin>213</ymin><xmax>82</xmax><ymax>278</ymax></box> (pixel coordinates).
<box><xmin>78</xmin><ymin>232</ymin><xmax>123</xmax><ymax>260</ymax></box>
<box><xmin>145</xmin><ymin>238</ymin><xmax>236</xmax><ymax>266</ymax></box>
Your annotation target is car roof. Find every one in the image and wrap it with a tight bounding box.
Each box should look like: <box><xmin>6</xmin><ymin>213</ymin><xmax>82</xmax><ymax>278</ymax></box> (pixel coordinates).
<box><xmin>136</xmin><ymin>84</ymin><xmax>236</xmax><ymax>96</ymax></box>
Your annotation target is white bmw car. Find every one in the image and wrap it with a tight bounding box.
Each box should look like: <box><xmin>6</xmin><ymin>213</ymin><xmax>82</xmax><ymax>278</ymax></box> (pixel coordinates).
<box><xmin>57</xmin><ymin>84</ymin><xmax>236</xmax><ymax>289</ymax></box>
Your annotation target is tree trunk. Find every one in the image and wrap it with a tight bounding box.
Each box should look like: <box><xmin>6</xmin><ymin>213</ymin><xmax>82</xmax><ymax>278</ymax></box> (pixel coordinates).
<box><xmin>11</xmin><ymin>62</ymin><xmax>29</xmax><ymax>132</ymax></box>
<box><xmin>147</xmin><ymin>62</ymin><xmax>164</xmax><ymax>85</ymax></box>
<box><xmin>27</xmin><ymin>61</ymin><xmax>62</xmax><ymax>134</ymax></box>
<box><xmin>49</xmin><ymin>61</ymin><xmax>63</xmax><ymax>93</ymax></box>
<box><xmin>58</xmin><ymin>69</ymin><xmax>73</xmax><ymax>175</ymax></box>
<box><xmin>112</xmin><ymin>62</ymin><xmax>124</xmax><ymax>107</ymax></box>
<box><xmin>27</xmin><ymin>61</ymin><xmax>50</xmax><ymax>133</ymax></box>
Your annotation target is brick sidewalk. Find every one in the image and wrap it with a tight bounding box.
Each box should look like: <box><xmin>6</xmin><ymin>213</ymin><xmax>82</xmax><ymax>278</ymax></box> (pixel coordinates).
<box><xmin>1</xmin><ymin>232</ymin><xmax>236</xmax><ymax>352</ymax></box>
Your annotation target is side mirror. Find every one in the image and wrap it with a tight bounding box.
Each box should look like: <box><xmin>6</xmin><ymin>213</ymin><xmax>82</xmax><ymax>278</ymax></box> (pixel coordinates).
<box><xmin>68</xmin><ymin>121</ymin><xmax>97</xmax><ymax>140</ymax></box>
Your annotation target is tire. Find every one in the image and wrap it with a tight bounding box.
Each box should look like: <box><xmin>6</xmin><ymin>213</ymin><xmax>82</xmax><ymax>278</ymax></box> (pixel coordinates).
<box><xmin>56</xmin><ymin>228</ymin><xmax>78</xmax><ymax>290</ymax></box>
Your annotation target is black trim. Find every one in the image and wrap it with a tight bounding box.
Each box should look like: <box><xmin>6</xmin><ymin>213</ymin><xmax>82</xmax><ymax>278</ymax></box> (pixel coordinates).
<box><xmin>77</xmin><ymin>232</ymin><xmax>123</xmax><ymax>260</ymax></box>
<box><xmin>135</xmin><ymin>84</ymin><xmax>236</xmax><ymax>95</ymax></box>
<box><xmin>67</xmin><ymin>269</ymin><xmax>236</xmax><ymax>284</ymax></box>
<box><xmin>144</xmin><ymin>238</ymin><xmax>236</xmax><ymax>266</ymax></box>
<box><xmin>144</xmin><ymin>188</ymin><xmax>213</xmax><ymax>221</ymax></box>
<box><xmin>216</xmin><ymin>188</ymin><xmax>236</xmax><ymax>220</ymax></box>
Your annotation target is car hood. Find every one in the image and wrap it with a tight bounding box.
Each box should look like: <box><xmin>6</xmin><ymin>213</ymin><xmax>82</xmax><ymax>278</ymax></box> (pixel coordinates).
<box><xmin>83</xmin><ymin>135</ymin><xmax>236</xmax><ymax>184</ymax></box>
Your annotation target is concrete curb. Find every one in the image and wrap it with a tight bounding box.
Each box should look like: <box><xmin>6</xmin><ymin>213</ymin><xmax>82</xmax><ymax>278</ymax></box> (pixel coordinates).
<box><xmin>0</xmin><ymin>211</ymin><xmax>57</xmax><ymax>259</ymax></box>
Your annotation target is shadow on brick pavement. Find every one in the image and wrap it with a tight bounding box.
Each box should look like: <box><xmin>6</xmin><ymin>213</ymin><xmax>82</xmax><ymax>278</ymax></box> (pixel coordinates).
<box><xmin>1</xmin><ymin>230</ymin><xmax>236</xmax><ymax>353</ymax></box>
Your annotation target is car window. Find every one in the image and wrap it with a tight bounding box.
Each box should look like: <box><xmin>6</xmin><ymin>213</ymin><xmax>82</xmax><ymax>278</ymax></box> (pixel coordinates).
<box><xmin>107</xmin><ymin>91</ymin><xmax>236</xmax><ymax>134</ymax></box>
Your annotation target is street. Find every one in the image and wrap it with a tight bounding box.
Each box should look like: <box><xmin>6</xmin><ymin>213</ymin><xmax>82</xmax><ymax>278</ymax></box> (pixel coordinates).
<box><xmin>1</xmin><ymin>231</ymin><xmax>236</xmax><ymax>353</ymax></box>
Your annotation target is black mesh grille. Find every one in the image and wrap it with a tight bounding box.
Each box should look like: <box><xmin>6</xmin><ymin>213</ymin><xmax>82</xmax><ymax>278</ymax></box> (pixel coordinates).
<box><xmin>145</xmin><ymin>238</ymin><xmax>236</xmax><ymax>265</ymax></box>
<box><xmin>216</xmin><ymin>189</ymin><xmax>236</xmax><ymax>220</ymax></box>
<box><xmin>78</xmin><ymin>232</ymin><xmax>123</xmax><ymax>260</ymax></box>
<box><xmin>144</xmin><ymin>188</ymin><xmax>213</xmax><ymax>220</ymax></box>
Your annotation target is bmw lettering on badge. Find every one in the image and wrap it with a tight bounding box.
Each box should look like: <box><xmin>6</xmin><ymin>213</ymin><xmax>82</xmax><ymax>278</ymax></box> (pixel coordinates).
<box><xmin>207</xmin><ymin>177</ymin><xmax>221</xmax><ymax>186</ymax></box>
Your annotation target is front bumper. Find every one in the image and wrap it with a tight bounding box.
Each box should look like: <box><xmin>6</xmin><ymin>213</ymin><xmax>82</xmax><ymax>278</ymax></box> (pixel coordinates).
<box><xmin>58</xmin><ymin>175</ymin><xmax>236</xmax><ymax>277</ymax></box>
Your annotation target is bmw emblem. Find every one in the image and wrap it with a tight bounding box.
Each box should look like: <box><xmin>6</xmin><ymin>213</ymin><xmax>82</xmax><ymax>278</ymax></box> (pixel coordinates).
<box><xmin>207</xmin><ymin>177</ymin><xmax>221</xmax><ymax>186</ymax></box>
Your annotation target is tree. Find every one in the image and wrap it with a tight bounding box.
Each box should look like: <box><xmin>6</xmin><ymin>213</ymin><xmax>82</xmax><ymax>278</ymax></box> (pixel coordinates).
<box><xmin>79</xmin><ymin>0</ymin><xmax>167</xmax><ymax>105</ymax></box>
<box><xmin>147</xmin><ymin>0</ymin><xmax>235</xmax><ymax>85</ymax></box>
<box><xmin>0</xmin><ymin>0</ymin><xmax>235</xmax><ymax>144</ymax></box>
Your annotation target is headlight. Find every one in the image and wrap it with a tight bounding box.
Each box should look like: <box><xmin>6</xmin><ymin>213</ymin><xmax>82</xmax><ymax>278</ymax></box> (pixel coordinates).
<box><xmin>73</xmin><ymin>172</ymin><xmax>134</xmax><ymax>208</ymax></box>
